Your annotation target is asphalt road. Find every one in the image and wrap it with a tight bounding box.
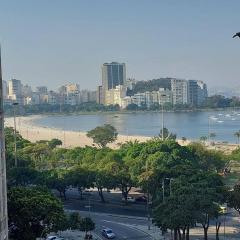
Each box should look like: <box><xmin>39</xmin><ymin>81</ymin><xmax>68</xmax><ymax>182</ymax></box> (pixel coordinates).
<box><xmin>80</xmin><ymin>211</ymin><xmax>153</xmax><ymax>240</ymax></box>
<box><xmin>63</xmin><ymin>188</ymin><xmax>148</xmax><ymax>217</ymax></box>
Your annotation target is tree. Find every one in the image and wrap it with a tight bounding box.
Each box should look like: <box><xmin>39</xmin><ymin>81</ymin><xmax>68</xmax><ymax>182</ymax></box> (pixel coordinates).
<box><xmin>228</xmin><ymin>184</ymin><xmax>240</xmax><ymax>214</ymax></box>
<box><xmin>200</xmin><ymin>136</ymin><xmax>208</xmax><ymax>143</ymax></box>
<box><xmin>159</xmin><ymin>127</ymin><xmax>176</xmax><ymax>141</ymax></box>
<box><xmin>209</xmin><ymin>132</ymin><xmax>216</xmax><ymax>142</ymax></box>
<box><xmin>48</xmin><ymin>138</ymin><xmax>63</xmax><ymax>149</ymax></box>
<box><xmin>87</xmin><ymin>124</ymin><xmax>118</xmax><ymax>148</ymax></box>
<box><xmin>8</xmin><ymin>186</ymin><xmax>66</xmax><ymax>240</ymax></box>
<box><xmin>45</xmin><ymin>169</ymin><xmax>69</xmax><ymax>200</ymax></box>
<box><xmin>181</xmin><ymin>136</ymin><xmax>187</xmax><ymax>143</ymax></box>
<box><xmin>7</xmin><ymin>167</ymin><xmax>40</xmax><ymax>186</ymax></box>
<box><xmin>67</xmin><ymin>212</ymin><xmax>81</xmax><ymax>230</ymax></box>
<box><xmin>66</xmin><ymin>167</ymin><xmax>93</xmax><ymax>199</ymax></box>
<box><xmin>234</xmin><ymin>131</ymin><xmax>240</xmax><ymax>145</ymax></box>
<box><xmin>79</xmin><ymin>217</ymin><xmax>95</xmax><ymax>239</ymax></box>
<box><xmin>94</xmin><ymin>170</ymin><xmax>116</xmax><ymax>202</ymax></box>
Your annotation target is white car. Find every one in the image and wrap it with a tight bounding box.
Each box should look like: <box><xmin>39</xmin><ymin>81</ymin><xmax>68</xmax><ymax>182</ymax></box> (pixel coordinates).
<box><xmin>46</xmin><ymin>236</ymin><xmax>64</xmax><ymax>240</ymax></box>
<box><xmin>46</xmin><ymin>237</ymin><xmax>58</xmax><ymax>240</ymax></box>
<box><xmin>122</xmin><ymin>196</ymin><xmax>136</xmax><ymax>203</ymax></box>
<box><xmin>101</xmin><ymin>228</ymin><xmax>116</xmax><ymax>239</ymax></box>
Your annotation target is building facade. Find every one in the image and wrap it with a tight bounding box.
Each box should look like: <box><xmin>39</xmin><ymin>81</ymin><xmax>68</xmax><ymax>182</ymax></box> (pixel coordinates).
<box><xmin>0</xmin><ymin>50</ymin><xmax>8</xmax><ymax>240</ymax></box>
<box><xmin>8</xmin><ymin>79</ymin><xmax>23</xmax><ymax>105</ymax></box>
<box><xmin>171</xmin><ymin>79</ymin><xmax>188</xmax><ymax>105</ymax></box>
<box><xmin>188</xmin><ymin>80</ymin><xmax>208</xmax><ymax>106</ymax></box>
<box><xmin>102</xmin><ymin>62</ymin><xmax>126</xmax><ymax>104</ymax></box>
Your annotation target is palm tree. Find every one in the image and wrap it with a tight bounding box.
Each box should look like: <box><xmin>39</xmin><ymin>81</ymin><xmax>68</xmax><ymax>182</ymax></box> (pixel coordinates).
<box><xmin>209</xmin><ymin>132</ymin><xmax>216</xmax><ymax>142</ymax></box>
<box><xmin>234</xmin><ymin>131</ymin><xmax>240</xmax><ymax>144</ymax></box>
<box><xmin>200</xmin><ymin>136</ymin><xmax>208</xmax><ymax>143</ymax></box>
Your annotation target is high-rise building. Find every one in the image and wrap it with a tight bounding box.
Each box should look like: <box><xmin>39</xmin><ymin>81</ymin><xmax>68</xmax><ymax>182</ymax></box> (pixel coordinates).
<box><xmin>36</xmin><ymin>86</ymin><xmax>48</xmax><ymax>95</ymax></box>
<box><xmin>102</xmin><ymin>62</ymin><xmax>126</xmax><ymax>104</ymax></box>
<box><xmin>0</xmin><ymin>49</ymin><xmax>8</xmax><ymax>240</ymax></box>
<box><xmin>97</xmin><ymin>86</ymin><xmax>103</xmax><ymax>104</ymax></box>
<box><xmin>188</xmin><ymin>80</ymin><xmax>208</xmax><ymax>106</ymax></box>
<box><xmin>22</xmin><ymin>84</ymin><xmax>32</xmax><ymax>97</ymax></box>
<box><xmin>8</xmin><ymin>79</ymin><xmax>23</xmax><ymax>105</ymax></box>
<box><xmin>171</xmin><ymin>79</ymin><xmax>188</xmax><ymax>105</ymax></box>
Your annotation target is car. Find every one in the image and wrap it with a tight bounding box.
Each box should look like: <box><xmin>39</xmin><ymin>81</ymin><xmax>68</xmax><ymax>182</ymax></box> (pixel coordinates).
<box><xmin>101</xmin><ymin>228</ymin><xmax>116</xmax><ymax>239</ymax></box>
<box><xmin>46</xmin><ymin>236</ymin><xmax>58</xmax><ymax>240</ymax></box>
<box><xmin>121</xmin><ymin>196</ymin><xmax>136</xmax><ymax>203</ymax></box>
<box><xmin>135</xmin><ymin>195</ymin><xmax>147</xmax><ymax>202</ymax></box>
<box><xmin>46</xmin><ymin>236</ymin><xmax>64</xmax><ymax>240</ymax></box>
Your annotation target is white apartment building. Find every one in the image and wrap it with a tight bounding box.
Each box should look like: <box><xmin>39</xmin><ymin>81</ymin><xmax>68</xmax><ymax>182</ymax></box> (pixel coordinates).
<box><xmin>171</xmin><ymin>79</ymin><xmax>188</xmax><ymax>105</ymax></box>
<box><xmin>8</xmin><ymin>79</ymin><xmax>23</xmax><ymax>105</ymax></box>
<box><xmin>105</xmin><ymin>85</ymin><xmax>126</xmax><ymax>107</ymax></box>
<box><xmin>158</xmin><ymin>88</ymin><xmax>173</xmax><ymax>106</ymax></box>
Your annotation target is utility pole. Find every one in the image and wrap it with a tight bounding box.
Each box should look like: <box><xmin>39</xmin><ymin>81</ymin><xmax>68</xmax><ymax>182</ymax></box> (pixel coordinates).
<box><xmin>13</xmin><ymin>102</ymin><xmax>18</xmax><ymax>167</ymax></box>
<box><xmin>160</xmin><ymin>94</ymin><xmax>166</xmax><ymax>140</ymax></box>
<box><xmin>0</xmin><ymin>46</ymin><xmax>9</xmax><ymax>239</ymax></box>
<box><xmin>162</xmin><ymin>178</ymin><xmax>165</xmax><ymax>202</ymax></box>
<box><xmin>146</xmin><ymin>160</ymin><xmax>151</xmax><ymax>230</ymax></box>
<box><xmin>161</xmin><ymin>103</ymin><xmax>164</xmax><ymax>141</ymax></box>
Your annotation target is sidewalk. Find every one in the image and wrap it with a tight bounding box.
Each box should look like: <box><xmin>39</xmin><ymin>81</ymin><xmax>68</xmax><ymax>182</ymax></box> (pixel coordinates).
<box><xmin>120</xmin><ymin>220</ymin><xmax>240</xmax><ymax>240</ymax></box>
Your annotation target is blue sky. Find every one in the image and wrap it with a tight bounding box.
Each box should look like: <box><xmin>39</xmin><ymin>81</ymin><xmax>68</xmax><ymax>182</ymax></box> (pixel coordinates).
<box><xmin>0</xmin><ymin>0</ymin><xmax>240</xmax><ymax>90</ymax></box>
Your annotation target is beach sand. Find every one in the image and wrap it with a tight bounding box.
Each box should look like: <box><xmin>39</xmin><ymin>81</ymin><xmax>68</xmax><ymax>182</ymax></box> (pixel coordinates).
<box><xmin>5</xmin><ymin>115</ymin><xmax>238</xmax><ymax>153</ymax></box>
<box><xmin>4</xmin><ymin>115</ymin><xmax>151</xmax><ymax>149</ymax></box>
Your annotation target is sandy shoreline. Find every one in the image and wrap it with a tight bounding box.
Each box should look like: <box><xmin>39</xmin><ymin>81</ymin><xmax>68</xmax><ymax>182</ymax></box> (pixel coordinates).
<box><xmin>4</xmin><ymin>115</ymin><xmax>151</xmax><ymax>149</ymax></box>
<box><xmin>4</xmin><ymin>115</ymin><xmax>239</xmax><ymax>153</ymax></box>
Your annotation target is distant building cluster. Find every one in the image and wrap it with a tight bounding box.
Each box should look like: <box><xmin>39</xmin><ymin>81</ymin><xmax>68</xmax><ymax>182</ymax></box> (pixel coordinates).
<box><xmin>3</xmin><ymin>79</ymin><xmax>97</xmax><ymax>106</ymax></box>
<box><xmin>97</xmin><ymin>62</ymin><xmax>208</xmax><ymax>109</ymax></box>
<box><xmin>3</xmin><ymin>62</ymin><xmax>208</xmax><ymax>109</ymax></box>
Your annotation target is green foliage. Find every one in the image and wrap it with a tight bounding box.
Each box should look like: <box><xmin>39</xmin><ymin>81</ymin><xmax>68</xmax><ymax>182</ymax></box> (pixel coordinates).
<box><xmin>79</xmin><ymin>217</ymin><xmax>95</xmax><ymax>233</ymax></box>
<box><xmin>8</xmin><ymin>186</ymin><xmax>66</xmax><ymax>240</ymax></box>
<box><xmin>48</xmin><ymin>138</ymin><xmax>63</xmax><ymax>149</ymax></box>
<box><xmin>202</xmin><ymin>95</ymin><xmax>240</xmax><ymax>108</ymax></box>
<box><xmin>67</xmin><ymin>212</ymin><xmax>82</xmax><ymax>230</ymax></box>
<box><xmin>158</xmin><ymin>127</ymin><xmax>177</xmax><ymax>140</ymax></box>
<box><xmin>227</xmin><ymin>184</ymin><xmax>240</xmax><ymax>214</ymax></box>
<box><xmin>7</xmin><ymin>167</ymin><xmax>40</xmax><ymax>186</ymax></box>
<box><xmin>130</xmin><ymin>78</ymin><xmax>172</xmax><ymax>94</ymax></box>
<box><xmin>4</xmin><ymin>102</ymin><xmax>120</xmax><ymax>116</ymax></box>
<box><xmin>5</xmin><ymin>128</ymin><xmax>229</xmax><ymax>239</ymax></box>
<box><xmin>234</xmin><ymin>131</ymin><xmax>240</xmax><ymax>144</ymax></box>
<box><xmin>87</xmin><ymin>124</ymin><xmax>118</xmax><ymax>148</ymax></box>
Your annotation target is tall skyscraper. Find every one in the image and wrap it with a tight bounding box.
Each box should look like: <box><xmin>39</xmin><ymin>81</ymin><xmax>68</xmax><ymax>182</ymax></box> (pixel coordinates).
<box><xmin>102</xmin><ymin>62</ymin><xmax>126</xmax><ymax>104</ymax></box>
<box><xmin>0</xmin><ymin>48</ymin><xmax>8</xmax><ymax>240</ymax></box>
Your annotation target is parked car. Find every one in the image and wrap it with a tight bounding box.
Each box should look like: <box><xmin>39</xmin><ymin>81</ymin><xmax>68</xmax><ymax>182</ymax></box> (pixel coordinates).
<box><xmin>46</xmin><ymin>236</ymin><xmax>64</xmax><ymax>240</ymax></box>
<box><xmin>46</xmin><ymin>236</ymin><xmax>58</xmax><ymax>240</ymax></box>
<box><xmin>135</xmin><ymin>195</ymin><xmax>147</xmax><ymax>202</ymax></box>
<box><xmin>121</xmin><ymin>196</ymin><xmax>136</xmax><ymax>203</ymax></box>
<box><xmin>101</xmin><ymin>228</ymin><xmax>116</xmax><ymax>239</ymax></box>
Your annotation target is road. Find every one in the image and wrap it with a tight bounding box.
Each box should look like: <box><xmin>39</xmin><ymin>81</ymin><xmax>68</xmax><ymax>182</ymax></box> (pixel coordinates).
<box><xmin>63</xmin><ymin>189</ymin><xmax>154</xmax><ymax>239</ymax></box>
<box><xmin>63</xmin><ymin>188</ymin><xmax>148</xmax><ymax>217</ymax></box>
<box><xmin>80</xmin><ymin>211</ymin><xmax>153</xmax><ymax>240</ymax></box>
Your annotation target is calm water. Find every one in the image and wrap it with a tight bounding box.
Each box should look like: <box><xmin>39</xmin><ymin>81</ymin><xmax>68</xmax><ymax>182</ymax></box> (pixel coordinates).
<box><xmin>33</xmin><ymin>111</ymin><xmax>240</xmax><ymax>143</ymax></box>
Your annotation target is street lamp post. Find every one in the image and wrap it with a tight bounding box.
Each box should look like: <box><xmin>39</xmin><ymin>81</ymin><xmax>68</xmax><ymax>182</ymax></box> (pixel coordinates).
<box><xmin>162</xmin><ymin>178</ymin><xmax>165</xmax><ymax>202</ymax></box>
<box><xmin>160</xmin><ymin>95</ymin><xmax>167</xmax><ymax>141</ymax></box>
<box><xmin>161</xmin><ymin>103</ymin><xmax>164</xmax><ymax>141</ymax></box>
<box><xmin>13</xmin><ymin>102</ymin><xmax>19</xmax><ymax>167</ymax></box>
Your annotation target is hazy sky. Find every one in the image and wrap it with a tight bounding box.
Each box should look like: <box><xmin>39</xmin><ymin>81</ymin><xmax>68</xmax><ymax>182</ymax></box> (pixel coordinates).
<box><xmin>1</xmin><ymin>0</ymin><xmax>240</xmax><ymax>91</ymax></box>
